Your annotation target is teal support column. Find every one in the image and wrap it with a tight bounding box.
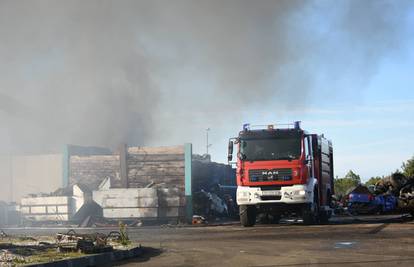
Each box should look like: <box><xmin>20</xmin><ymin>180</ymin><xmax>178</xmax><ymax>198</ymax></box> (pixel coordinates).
<box><xmin>119</xmin><ymin>143</ymin><xmax>128</xmax><ymax>188</ymax></box>
<box><xmin>184</xmin><ymin>143</ymin><xmax>193</xmax><ymax>223</ymax></box>
<box><xmin>62</xmin><ymin>145</ymin><xmax>70</xmax><ymax>187</ymax></box>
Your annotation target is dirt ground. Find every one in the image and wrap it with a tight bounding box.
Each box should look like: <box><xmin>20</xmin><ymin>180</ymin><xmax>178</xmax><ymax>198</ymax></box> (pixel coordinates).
<box><xmin>116</xmin><ymin>216</ymin><xmax>414</xmax><ymax>267</ymax></box>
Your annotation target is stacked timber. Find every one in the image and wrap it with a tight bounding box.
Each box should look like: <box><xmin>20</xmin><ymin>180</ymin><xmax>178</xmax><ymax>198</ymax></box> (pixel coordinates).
<box><xmin>70</xmin><ymin>155</ymin><xmax>120</xmax><ymax>190</ymax></box>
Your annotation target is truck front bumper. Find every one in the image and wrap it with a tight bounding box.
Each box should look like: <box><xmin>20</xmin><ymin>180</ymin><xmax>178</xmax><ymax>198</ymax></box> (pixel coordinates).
<box><xmin>236</xmin><ymin>184</ymin><xmax>313</xmax><ymax>205</ymax></box>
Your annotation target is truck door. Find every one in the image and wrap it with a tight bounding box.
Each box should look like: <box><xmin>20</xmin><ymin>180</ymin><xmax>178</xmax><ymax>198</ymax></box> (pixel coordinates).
<box><xmin>304</xmin><ymin>136</ymin><xmax>315</xmax><ymax>178</ymax></box>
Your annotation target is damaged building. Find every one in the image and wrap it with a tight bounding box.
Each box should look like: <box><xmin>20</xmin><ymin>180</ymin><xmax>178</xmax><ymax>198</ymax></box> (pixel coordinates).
<box><xmin>0</xmin><ymin>143</ymin><xmax>235</xmax><ymax>226</ymax></box>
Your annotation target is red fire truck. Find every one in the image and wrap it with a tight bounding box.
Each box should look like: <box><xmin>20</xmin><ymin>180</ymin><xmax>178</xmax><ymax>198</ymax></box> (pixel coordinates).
<box><xmin>228</xmin><ymin>122</ymin><xmax>334</xmax><ymax>226</ymax></box>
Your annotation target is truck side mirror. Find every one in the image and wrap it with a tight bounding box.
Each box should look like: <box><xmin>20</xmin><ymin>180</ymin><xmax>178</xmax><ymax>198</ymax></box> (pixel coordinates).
<box><xmin>227</xmin><ymin>140</ymin><xmax>233</xmax><ymax>162</ymax></box>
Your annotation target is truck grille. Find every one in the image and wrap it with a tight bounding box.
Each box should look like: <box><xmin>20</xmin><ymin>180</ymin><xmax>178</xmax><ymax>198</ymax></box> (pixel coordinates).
<box><xmin>249</xmin><ymin>168</ymin><xmax>292</xmax><ymax>182</ymax></box>
<box><xmin>260</xmin><ymin>196</ymin><xmax>282</xmax><ymax>201</ymax></box>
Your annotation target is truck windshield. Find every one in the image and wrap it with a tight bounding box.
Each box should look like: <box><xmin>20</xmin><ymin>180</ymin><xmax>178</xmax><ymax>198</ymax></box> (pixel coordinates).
<box><xmin>239</xmin><ymin>137</ymin><xmax>301</xmax><ymax>161</ymax></box>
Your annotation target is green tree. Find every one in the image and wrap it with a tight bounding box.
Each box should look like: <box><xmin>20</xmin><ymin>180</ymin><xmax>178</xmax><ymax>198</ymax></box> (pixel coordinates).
<box><xmin>344</xmin><ymin>170</ymin><xmax>361</xmax><ymax>184</ymax></box>
<box><xmin>334</xmin><ymin>170</ymin><xmax>361</xmax><ymax>198</ymax></box>
<box><xmin>402</xmin><ymin>155</ymin><xmax>414</xmax><ymax>177</ymax></box>
<box><xmin>365</xmin><ymin>176</ymin><xmax>382</xmax><ymax>186</ymax></box>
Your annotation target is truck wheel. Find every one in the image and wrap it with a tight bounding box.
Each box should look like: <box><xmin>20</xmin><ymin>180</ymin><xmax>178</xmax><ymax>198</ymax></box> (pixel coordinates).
<box><xmin>240</xmin><ymin>205</ymin><xmax>256</xmax><ymax>227</ymax></box>
<box><xmin>319</xmin><ymin>191</ymin><xmax>332</xmax><ymax>224</ymax></box>
<box><xmin>303</xmin><ymin>207</ymin><xmax>315</xmax><ymax>225</ymax></box>
<box><xmin>303</xmin><ymin>189</ymin><xmax>320</xmax><ymax>225</ymax></box>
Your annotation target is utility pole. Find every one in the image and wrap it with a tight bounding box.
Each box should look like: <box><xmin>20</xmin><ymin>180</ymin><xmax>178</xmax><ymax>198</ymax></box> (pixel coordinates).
<box><xmin>206</xmin><ymin>128</ymin><xmax>212</xmax><ymax>155</ymax></box>
<box><xmin>9</xmin><ymin>154</ymin><xmax>13</xmax><ymax>202</ymax></box>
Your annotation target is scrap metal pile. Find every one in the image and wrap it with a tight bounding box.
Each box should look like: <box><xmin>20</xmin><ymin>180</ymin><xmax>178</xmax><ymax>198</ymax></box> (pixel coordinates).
<box><xmin>374</xmin><ymin>172</ymin><xmax>414</xmax><ymax>214</ymax></box>
<box><xmin>192</xmin><ymin>184</ymin><xmax>238</xmax><ymax>221</ymax></box>
<box><xmin>344</xmin><ymin>173</ymin><xmax>414</xmax><ymax>215</ymax></box>
<box><xmin>56</xmin><ymin>229</ymin><xmax>128</xmax><ymax>254</ymax></box>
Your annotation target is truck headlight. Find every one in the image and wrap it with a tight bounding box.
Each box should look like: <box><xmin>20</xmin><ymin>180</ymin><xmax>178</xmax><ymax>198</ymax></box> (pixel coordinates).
<box><xmin>294</xmin><ymin>190</ymin><xmax>306</xmax><ymax>196</ymax></box>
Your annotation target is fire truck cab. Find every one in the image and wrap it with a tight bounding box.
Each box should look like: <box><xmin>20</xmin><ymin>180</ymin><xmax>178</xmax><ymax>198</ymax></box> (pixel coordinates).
<box><xmin>228</xmin><ymin>122</ymin><xmax>334</xmax><ymax>226</ymax></box>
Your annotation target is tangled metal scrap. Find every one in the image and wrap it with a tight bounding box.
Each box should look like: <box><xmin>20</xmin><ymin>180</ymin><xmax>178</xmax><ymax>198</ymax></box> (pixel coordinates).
<box><xmin>375</xmin><ymin>173</ymin><xmax>414</xmax><ymax>213</ymax></box>
<box><xmin>56</xmin><ymin>229</ymin><xmax>123</xmax><ymax>254</ymax></box>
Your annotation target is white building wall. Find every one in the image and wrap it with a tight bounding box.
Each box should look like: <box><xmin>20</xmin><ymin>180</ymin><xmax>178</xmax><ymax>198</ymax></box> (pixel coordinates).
<box><xmin>93</xmin><ymin>188</ymin><xmax>159</xmax><ymax>218</ymax></box>
<box><xmin>20</xmin><ymin>196</ymin><xmax>73</xmax><ymax>221</ymax></box>
<box><xmin>0</xmin><ymin>154</ymin><xmax>63</xmax><ymax>202</ymax></box>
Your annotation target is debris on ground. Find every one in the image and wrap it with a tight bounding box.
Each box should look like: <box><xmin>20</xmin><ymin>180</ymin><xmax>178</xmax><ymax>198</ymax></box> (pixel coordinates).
<box><xmin>56</xmin><ymin>229</ymin><xmax>113</xmax><ymax>254</ymax></box>
<box><xmin>0</xmin><ymin>228</ymin><xmax>139</xmax><ymax>266</ymax></box>
<box><xmin>0</xmin><ymin>230</ymin><xmax>8</xmax><ymax>238</ymax></box>
<box><xmin>192</xmin><ymin>215</ymin><xmax>207</xmax><ymax>225</ymax></box>
<box><xmin>0</xmin><ymin>230</ymin><xmax>77</xmax><ymax>265</ymax></box>
<box><xmin>79</xmin><ymin>215</ymin><xmax>143</xmax><ymax>228</ymax></box>
<box><xmin>0</xmin><ymin>250</ymin><xmax>27</xmax><ymax>265</ymax></box>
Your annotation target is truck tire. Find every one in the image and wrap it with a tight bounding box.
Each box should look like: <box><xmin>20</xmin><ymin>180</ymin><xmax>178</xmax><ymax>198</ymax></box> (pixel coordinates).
<box><xmin>303</xmin><ymin>207</ymin><xmax>315</xmax><ymax>225</ymax></box>
<box><xmin>319</xmin><ymin>190</ymin><xmax>332</xmax><ymax>224</ymax></box>
<box><xmin>303</xmin><ymin>189</ymin><xmax>320</xmax><ymax>225</ymax></box>
<box><xmin>240</xmin><ymin>205</ymin><xmax>256</xmax><ymax>227</ymax></box>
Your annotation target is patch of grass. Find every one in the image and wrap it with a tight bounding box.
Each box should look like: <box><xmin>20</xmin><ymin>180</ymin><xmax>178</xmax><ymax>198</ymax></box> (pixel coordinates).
<box><xmin>119</xmin><ymin>222</ymin><xmax>131</xmax><ymax>246</ymax></box>
<box><xmin>25</xmin><ymin>249</ymin><xmax>84</xmax><ymax>264</ymax></box>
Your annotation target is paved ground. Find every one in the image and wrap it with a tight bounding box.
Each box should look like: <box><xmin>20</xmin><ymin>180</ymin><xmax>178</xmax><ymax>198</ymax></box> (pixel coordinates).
<box><xmin>5</xmin><ymin>215</ymin><xmax>414</xmax><ymax>266</ymax></box>
<box><xmin>116</xmin><ymin>216</ymin><xmax>414</xmax><ymax>267</ymax></box>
